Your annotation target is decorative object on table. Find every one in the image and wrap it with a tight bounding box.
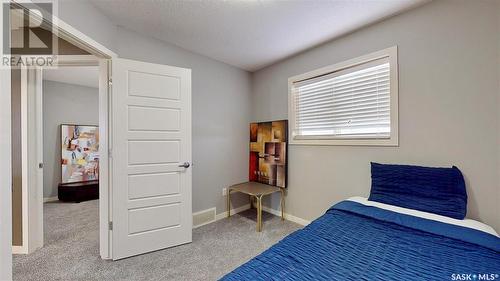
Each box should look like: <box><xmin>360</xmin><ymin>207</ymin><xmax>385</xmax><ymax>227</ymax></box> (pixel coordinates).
<box><xmin>61</xmin><ymin>124</ymin><xmax>99</xmax><ymax>183</ymax></box>
<box><xmin>249</xmin><ymin>120</ymin><xmax>288</xmax><ymax>188</ymax></box>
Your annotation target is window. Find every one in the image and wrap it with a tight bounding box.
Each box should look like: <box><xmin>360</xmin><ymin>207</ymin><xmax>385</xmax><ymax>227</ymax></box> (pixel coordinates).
<box><xmin>288</xmin><ymin>46</ymin><xmax>398</xmax><ymax>146</ymax></box>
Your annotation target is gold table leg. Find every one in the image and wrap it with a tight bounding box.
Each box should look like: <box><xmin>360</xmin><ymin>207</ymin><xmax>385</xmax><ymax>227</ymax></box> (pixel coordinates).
<box><xmin>256</xmin><ymin>195</ymin><xmax>263</xmax><ymax>232</ymax></box>
<box><xmin>227</xmin><ymin>189</ymin><xmax>231</xmax><ymax>218</ymax></box>
<box><xmin>280</xmin><ymin>188</ymin><xmax>285</xmax><ymax>221</ymax></box>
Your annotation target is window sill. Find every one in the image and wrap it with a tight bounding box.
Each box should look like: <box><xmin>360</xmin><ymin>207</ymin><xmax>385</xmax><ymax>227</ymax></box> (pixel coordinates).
<box><xmin>290</xmin><ymin>137</ymin><xmax>399</xmax><ymax>147</ymax></box>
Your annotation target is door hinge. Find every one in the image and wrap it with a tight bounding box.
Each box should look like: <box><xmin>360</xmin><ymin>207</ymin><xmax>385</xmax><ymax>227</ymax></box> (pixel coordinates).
<box><xmin>108</xmin><ymin>78</ymin><xmax>112</xmax><ymax>86</ymax></box>
<box><xmin>38</xmin><ymin>162</ymin><xmax>43</xmax><ymax>169</ymax></box>
<box><xmin>108</xmin><ymin>149</ymin><xmax>113</xmax><ymax>158</ymax></box>
<box><xmin>108</xmin><ymin>221</ymin><xmax>113</xmax><ymax>230</ymax></box>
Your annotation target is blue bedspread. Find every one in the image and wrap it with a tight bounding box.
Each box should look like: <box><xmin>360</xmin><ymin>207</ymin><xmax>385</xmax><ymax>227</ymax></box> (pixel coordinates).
<box><xmin>222</xmin><ymin>201</ymin><xmax>500</xmax><ymax>281</ymax></box>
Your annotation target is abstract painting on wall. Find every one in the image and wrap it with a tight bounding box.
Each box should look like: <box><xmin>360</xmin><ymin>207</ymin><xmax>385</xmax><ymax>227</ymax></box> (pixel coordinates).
<box><xmin>249</xmin><ymin>120</ymin><xmax>288</xmax><ymax>188</ymax></box>
<box><xmin>61</xmin><ymin>124</ymin><xmax>99</xmax><ymax>183</ymax></box>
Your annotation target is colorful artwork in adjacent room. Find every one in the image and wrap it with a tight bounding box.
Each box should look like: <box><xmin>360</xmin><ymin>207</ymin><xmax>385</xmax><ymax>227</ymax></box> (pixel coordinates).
<box><xmin>61</xmin><ymin>124</ymin><xmax>99</xmax><ymax>183</ymax></box>
<box><xmin>249</xmin><ymin>120</ymin><xmax>288</xmax><ymax>188</ymax></box>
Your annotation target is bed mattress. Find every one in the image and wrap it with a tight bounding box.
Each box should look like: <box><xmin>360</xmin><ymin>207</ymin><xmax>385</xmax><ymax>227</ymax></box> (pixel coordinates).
<box><xmin>221</xmin><ymin>199</ymin><xmax>500</xmax><ymax>281</ymax></box>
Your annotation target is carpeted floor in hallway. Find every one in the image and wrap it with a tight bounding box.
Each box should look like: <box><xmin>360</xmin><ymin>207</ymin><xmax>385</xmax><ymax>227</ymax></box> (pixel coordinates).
<box><xmin>13</xmin><ymin>200</ymin><xmax>301</xmax><ymax>281</ymax></box>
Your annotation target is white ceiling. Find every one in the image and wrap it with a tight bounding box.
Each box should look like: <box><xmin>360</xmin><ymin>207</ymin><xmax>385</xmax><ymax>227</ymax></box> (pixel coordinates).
<box><xmin>43</xmin><ymin>66</ymin><xmax>99</xmax><ymax>88</ymax></box>
<box><xmin>90</xmin><ymin>0</ymin><xmax>428</xmax><ymax>71</ymax></box>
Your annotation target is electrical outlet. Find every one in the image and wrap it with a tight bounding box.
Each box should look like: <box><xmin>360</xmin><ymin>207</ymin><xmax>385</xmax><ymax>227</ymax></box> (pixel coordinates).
<box><xmin>222</xmin><ymin>188</ymin><xmax>227</xmax><ymax>196</ymax></box>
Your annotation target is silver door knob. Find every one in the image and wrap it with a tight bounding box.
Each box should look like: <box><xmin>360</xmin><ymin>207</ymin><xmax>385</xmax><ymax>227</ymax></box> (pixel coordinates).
<box><xmin>178</xmin><ymin>162</ymin><xmax>190</xmax><ymax>168</ymax></box>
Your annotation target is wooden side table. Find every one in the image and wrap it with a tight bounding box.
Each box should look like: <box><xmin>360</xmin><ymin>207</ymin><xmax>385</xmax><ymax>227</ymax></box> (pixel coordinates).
<box><xmin>227</xmin><ymin>182</ymin><xmax>284</xmax><ymax>232</ymax></box>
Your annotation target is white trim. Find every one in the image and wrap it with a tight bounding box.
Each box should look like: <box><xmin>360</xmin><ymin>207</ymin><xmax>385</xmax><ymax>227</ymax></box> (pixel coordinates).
<box><xmin>43</xmin><ymin>197</ymin><xmax>58</xmax><ymax>203</ymax></box>
<box><xmin>288</xmin><ymin>46</ymin><xmax>399</xmax><ymax>146</ymax></box>
<box><xmin>56</xmin><ymin>55</ymin><xmax>100</xmax><ymax>67</ymax></box>
<box><xmin>21</xmin><ymin>57</ymin><xmax>107</xmax><ymax>256</ymax></box>
<box><xmin>21</xmin><ymin>66</ymin><xmax>44</xmax><ymax>254</ymax></box>
<box><xmin>214</xmin><ymin>202</ymin><xmax>311</xmax><ymax>227</ymax></box>
<box><xmin>21</xmin><ymin>68</ymin><xmax>30</xmax><ymax>253</ymax></box>
<box><xmin>261</xmin><ymin>206</ymin><xmax>311</xmax><ymax>226</ymax></box>
<box><xmin>34</xmin><ymin>70</ymin><xmax>43</xmax><ymax>250</ymax></box>
<box><xmin>196</xmin><ymin>203</ymin><xmax>311</xmax><ymax>228</ymax></box>
<box><xmin>192</xmin><ymin>204</ymin><xmax>253</xmax><ymax>229</ymax></box>
<box><xmin>0</xmin><ymin>3</ymin><xmax>12</xmax><ymax>278</ymax></box>
<box><xmin>98</xmin><ymin>59</ymin><xmax>111</xmax><ymax>259</ymax></box>
<box><xmin>215</xmin><ymin>204</ymin><xmax>251</xmax><ymax>222</ymax></box>
<box><xmin>193</xmin><ymin>201</ymin><xmax>311</xmax><ymax>229</ymax></box>
<box><xmin>11</xmin><ymin>246</ymin><xmax>27</xmax><ymax>255</ymax></box>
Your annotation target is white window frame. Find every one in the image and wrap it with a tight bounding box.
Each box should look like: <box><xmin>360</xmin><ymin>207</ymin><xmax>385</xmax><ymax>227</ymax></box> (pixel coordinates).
<box><xmin>288</xmin><ymin>46</ymin><xmax>399</xmax><ymax>146</ymax></box>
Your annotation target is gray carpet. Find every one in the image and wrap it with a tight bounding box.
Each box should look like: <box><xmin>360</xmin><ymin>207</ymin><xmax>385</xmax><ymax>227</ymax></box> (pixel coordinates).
<box><xmin>13</xmin><ymin>200</ymin><xmax>301</xmax><ymax>281</ymax></box>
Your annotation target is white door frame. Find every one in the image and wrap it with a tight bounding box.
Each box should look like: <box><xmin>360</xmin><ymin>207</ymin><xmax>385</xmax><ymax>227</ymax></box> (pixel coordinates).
<box><xmin>20</xmin><ymin>55</ymin><xmax>111</xmax><ymax>258</ymax></box>
<box><xmin>1</xmin><ymin>6</ymin><xmax>117</xmax><ymax>280</ymax></box>
<box><xmin>0</xmin><ymin>5</ymin><xmax>12</xmax><ymax>279</ymax></box>
<box><xmin>16</xmin><ymin>65</ymin><xmax>43</xmax><ymax>255</ymax></box>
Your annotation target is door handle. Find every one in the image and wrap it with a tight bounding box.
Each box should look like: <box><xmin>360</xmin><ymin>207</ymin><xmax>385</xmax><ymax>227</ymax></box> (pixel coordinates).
<box><xmin>178</xmin><ymin>162</ymin><xmax>190</xmax><ymax>168</ymax></box>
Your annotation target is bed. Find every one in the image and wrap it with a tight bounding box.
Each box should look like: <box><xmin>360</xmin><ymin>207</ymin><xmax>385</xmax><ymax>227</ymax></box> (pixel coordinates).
<box><xmin>222</xmin><ymin>163</ymin><xmax>500</xmax><ymax>281</ymax></box>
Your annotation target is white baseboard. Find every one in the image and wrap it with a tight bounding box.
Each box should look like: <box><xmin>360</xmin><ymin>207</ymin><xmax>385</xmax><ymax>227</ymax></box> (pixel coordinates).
<box><xmin>12</xmin><ymin>245</ymin><xmax>27</xmax><ymax>254</ymax></box>
<box><xmin>261</xmin><ymin>205</ymin><xmax>311</xmax><ymax>226</ymax></box>
<box><xmin>43</xmin><ymin>196</ymin><xmax>58</xmax><ymax>203</ymax></box>
<box><xmin>192</xmin><ymin>203</ymin><xmax>311</xmax><ymax>228</ymax></box>
<box><xmin>192</xmin><ymin>207</ymin><xmax>216</xmax><ymax>229</ymax></box>
<box><xmin>192</xmin><ymin>204</ymin><xmax>252</xmax><ymax>229</ymax></box>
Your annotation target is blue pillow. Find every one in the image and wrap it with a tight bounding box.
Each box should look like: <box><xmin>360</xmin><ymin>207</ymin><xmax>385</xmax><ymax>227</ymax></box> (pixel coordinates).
<box><xmin>368</xmin><ymin>162</ymin><xmax>467</xmax><ymax>219</ymax></box>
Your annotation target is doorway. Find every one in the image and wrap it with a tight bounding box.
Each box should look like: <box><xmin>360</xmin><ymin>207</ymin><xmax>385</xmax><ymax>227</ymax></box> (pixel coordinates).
<box><xmin>13</xmin><ymin>55</ymin><xmax>112</xmax><ymax>260</ymax></box>
<box><xmin>13</xmin><ymin>64</ymin><xmax>104</xmax><ymax>279</ymax></box>
<box><xmin>42</xmin><ymin>64</ymin><xmax>100</xmax><ymax>246</ymax></box>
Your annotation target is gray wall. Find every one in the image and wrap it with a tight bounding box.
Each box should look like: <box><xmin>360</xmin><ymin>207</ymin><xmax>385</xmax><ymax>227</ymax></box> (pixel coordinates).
<box><xmin>251</xmin><ymin>0</ymin><xmax>500</xmax><ymax>231</ymax></box>
<box><xmin>42</xmin><ymin>80</ymin><xmax>99</xmax><ymax>198</ymax></box>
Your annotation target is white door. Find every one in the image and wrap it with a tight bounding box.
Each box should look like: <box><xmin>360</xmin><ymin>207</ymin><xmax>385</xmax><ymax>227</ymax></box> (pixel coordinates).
<box><xmin>111</xmin><ymin>58</ymin><xmax>192</xmax><ymax>260</ymax></box>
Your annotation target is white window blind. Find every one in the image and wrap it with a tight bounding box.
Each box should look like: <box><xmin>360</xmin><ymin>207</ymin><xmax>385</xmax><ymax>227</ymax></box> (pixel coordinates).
<box><xmin>291</xmin><ymin>57</ymin><xmax>391</xmax><ymax>140</ymax></box>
